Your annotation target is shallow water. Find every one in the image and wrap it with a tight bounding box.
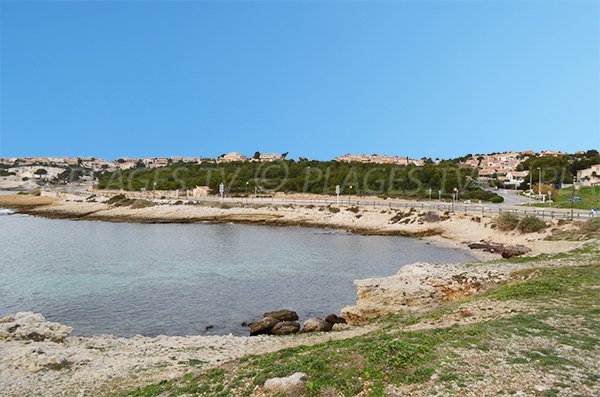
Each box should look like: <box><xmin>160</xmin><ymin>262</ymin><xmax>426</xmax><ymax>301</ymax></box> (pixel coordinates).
<box><xmin>0</xmin><ymin>212</ymin><xmax>476</xmax><ymax>336</ymax></box>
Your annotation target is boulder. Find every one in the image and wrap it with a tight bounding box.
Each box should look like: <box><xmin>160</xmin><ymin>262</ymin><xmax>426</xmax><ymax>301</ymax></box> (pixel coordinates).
<box><xmin>249</xmin><ymin>316</ymin><xmax>280</xmax><ymax>336</ymax></box>
<box><xmin>332</xmin><ymin>323</ymin><xmax>350</xmax><ymax>332</ymax></box>
<box><xmin>302</xmin><ymin>317</ymin><xmax>332</xmax><ymax>333</ymax></box>
<box><xmin>264</xmin><ymin>372</ymin><xmax>307</xmax><ymax>396</ymax></box>
<box><xmin>325</xmin><ymin>314</ymin><xmax>347</xmax><ymax>326</ymax></box>
<box><xmin>0</xmin><ymin>312</ymin><xmax>72</xmax><ymax>343</ymax></box>
<box><xmin>263</xmin><ymin>309</ymin><xmax>299</xmax><ymax>322</ymax></box>
<box><xmin>271</xmin><ymin>321</ymin><xmax>300</xmax><ymax>336</ymax></box>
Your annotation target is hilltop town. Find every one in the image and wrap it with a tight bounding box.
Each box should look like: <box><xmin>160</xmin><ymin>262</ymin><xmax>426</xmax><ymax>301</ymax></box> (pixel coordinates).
<box><xmin>1</xmin><ymin>149</ymin><xmax>599</xmax><ymax>193</ymax></box>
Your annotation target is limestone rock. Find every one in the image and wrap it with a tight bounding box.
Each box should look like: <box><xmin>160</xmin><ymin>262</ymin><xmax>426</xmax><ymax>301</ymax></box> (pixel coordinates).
<box><xmin>249</xmin><ymin>316</ymin><xmax>280</xmax><ymax>336</ymax></box>
<box><xmin>263</xmin><ymin>309</ymin><xmax>299</xmax><ymax>322</ymax></box>
<box><xmin>302</xmin><ymin>317</ymin><xmax>332</xmax><ymax>333</ymax></box>
<box><xmin>332</xmin><ymin>323</ymin><xmax>350</xmax><ymax>332</ymax></box>
<box><xmin>325</xmin><ymin>314</ymin><xmax>346</xmax><ymax>326</ymax></box>
<box><xmin>271</xmin><ymin>321</ymin><xmax>300</xmax><ymax>336</ymax></box>
<box><xmin>0</xmin><ymin>312</ymin><xmax>72</xmax><ymax>343</ymax></box>
<box><xmin>264</xmin><ymin>372</ymin><xmax>307</xmax><ymax>396</ymax></box>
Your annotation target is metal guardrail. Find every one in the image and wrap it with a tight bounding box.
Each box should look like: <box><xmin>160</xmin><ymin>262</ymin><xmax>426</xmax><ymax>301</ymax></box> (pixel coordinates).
<box><xmin>48</xmin><ymin>188</ymin><xmax>596</xmax><ymax>220</ymax></box>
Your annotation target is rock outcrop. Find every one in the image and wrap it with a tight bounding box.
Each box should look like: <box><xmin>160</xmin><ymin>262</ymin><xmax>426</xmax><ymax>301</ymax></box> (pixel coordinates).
<box><xmin>325</xmin><ymin>314</ymin><xmax>347</xmax><ymax>326</ymax></box>
<box><xmin>249</xmin><ymin>316</ymin><xmax>280</xmax><ymax>336</ymax></box>
<box><xmin>302</xmin><ymin>317</ymin><xmax>332</xmax><ymax>333</ymax></box>
<box><xmin>263</xmin><ymin>309</ymin><xmax>299</xmax><ymax>322</ymax></box>
<box><xmin>468</xmin><ymin>241</ymin><xmax>531</xmax><ymax>258</ymax></box>
<box><xmin>0</xmin><ymin>312</ymin><xmax>72</xmax><ymax>343</ymax></box>
<box><xmin>271</xmin><ymin>321</ymin><xmax>301</xmax><ymax>336</ymax></box>
<box><xmin>264</xmin><ymin>372</ymin><xmax>307</xmax><ymax>396</ymax></box>
<box><xmin>341</xmin><ymin>262</ymin><xmax>513</xmax><ymax>324</ymax></box>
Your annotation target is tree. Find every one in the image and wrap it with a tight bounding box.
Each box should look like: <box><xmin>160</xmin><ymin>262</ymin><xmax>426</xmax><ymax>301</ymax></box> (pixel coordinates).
<box><xmin>253</xmin><ymin>151</ymin><xmax>261</xmax><ymax>160</ymax></box>
<box><xmin>282</xmin><ymin>152</ymin><xmax>289</xmax><ymax>159</ymax></box>
<box><xmin>34</xmin><ymin>168</ymin><xmax>48</xmax><ymax>178</ymax></box>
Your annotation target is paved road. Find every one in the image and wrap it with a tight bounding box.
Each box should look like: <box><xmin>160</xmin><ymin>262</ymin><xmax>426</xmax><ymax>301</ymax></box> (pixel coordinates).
<box><xmin>494</xmin><ymin>189</ymin><xmax>535</xmax><ymax>206</ymax></box>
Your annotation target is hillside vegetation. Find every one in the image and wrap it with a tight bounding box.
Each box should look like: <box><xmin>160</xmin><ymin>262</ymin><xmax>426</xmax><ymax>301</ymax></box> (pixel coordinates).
<box><xmin>96</xmin><ymin>160</ymin><xmax>503</xmax><ymax>202</ymax></box>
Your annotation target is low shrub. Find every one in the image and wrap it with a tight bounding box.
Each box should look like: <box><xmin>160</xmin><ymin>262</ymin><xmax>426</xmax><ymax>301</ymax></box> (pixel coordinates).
<box><xmin>518</xmin><ymin>216</ymin><xmax>546</xmax><ymax>233</ymax></box>
<box><xmin>130</xmin><ymin>199</ymin><xmax>155</xmax><ymax>209</ymax></box>
<box><xmin>489</xmin><ymin>195</ymin><xmax>504</xmax><ymax>203</ymax></box>
<box><xmin>107</xmin><ymin>194</ymin><xmax>127</xmax><ymax>205</ymax></box>
<box><xmin>495</xmin><ymin>212</ymin><xmax>520</xmax><ymax>231</ymax></box>
<box><xmin>329</xmin><ymin>206</ymin><xmax>340</xmax><ymax>214</ymax></box>
<box><xmin>347</xmin><ymin>206</ymin><xmax>360</xmax><ymax>213</ymax></box>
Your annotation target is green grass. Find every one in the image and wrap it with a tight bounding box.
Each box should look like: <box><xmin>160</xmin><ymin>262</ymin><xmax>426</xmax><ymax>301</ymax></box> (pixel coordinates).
<box><xmin>110</xmin><ymin>259</ymin><xmax>600</xmax><ymax>397</ymax></box>
<box><xmin>527</xmin><ymin>186</ymin><xmax>600</xmax><ymax>210</ymax></box>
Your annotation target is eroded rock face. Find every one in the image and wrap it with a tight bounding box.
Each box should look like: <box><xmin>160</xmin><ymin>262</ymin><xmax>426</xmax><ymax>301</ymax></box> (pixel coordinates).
<box><xmin>264</xmin><ymin>372</ymin><xmax>307</xmax><ymax>396</ymax></box>
<box><xmin>341</xmin><ymin>262</ymin><xmax>516</xmax><ymax>324</ymax></box>
<box><xmin>271</xmin><ymin>321</ymin><xmax>300</xmax><ymax>336</ymax></box>
<box><xmin>0</xmin><ymin>312</ymin><xmax>72</xmax><ymax>343</ymax></box>
<box><xmin>249</xmin><ymin>316</ymin><xmax>280</xmax><ymax>336</ymax></box>
<box><xmin>302</xmin><ymin>317</ymin><xmax>332</xmax><ymax>333</ymax></box>
<box><xmin>263</xmin><ymin>309</ymin><xmax>299</xmax><ymax>322</ymax></box>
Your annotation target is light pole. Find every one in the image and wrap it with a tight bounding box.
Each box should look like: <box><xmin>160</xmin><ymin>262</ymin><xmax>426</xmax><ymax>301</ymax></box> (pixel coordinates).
<box><xmin>537</xmin><ymin>167</ymin><xmax>542</xmax><ymax>200</ymax></box>
<box><xmin>348</xmin><ymin>185</ymin><xmax>353</xmax><ymax>205</ymax></box>
<box><xmin>452</xmin><ymin>187</ymin><xmax>458</xmax><ymax>212</ymax></box>
<box><xmin>246</xmin><ymin>181</ymin><xmax>249</xmax><ymax>197</ymax></box>
<box><xmin>529</xmin><ymin>172</ymin><xmax>533</xmax><ymax>206</ymax></box>
<box><xmin>571</xmin><ymin>176</ymin><xmax>577</xmax><ymax>221</ymax></box>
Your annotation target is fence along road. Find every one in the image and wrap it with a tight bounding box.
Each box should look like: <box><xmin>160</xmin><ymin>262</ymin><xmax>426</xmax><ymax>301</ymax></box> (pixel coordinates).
<box><xmin>62</xmin><ymin>187</ymin><xmax>596</xmax><ymax>221</ymax></box>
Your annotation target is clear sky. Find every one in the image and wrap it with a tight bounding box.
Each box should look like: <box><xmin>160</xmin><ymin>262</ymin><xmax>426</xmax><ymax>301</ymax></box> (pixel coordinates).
<box><xmin>1</xmin><ymin>1</ymin><xmax>598</xmax><ymax>160</ymax></box>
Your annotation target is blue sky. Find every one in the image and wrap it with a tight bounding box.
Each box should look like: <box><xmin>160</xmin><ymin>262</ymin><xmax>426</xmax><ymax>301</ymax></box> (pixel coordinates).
<box><xmin>1</xmin><ymin>1</ymin><xmax>598</xmax><ymax>160</ymax></box>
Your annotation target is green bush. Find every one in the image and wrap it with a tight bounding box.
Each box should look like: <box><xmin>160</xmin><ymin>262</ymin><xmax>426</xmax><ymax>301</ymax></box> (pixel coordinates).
<box><xmin>107</xmin><ymin>194</ymin><xmax>127</xmax><ymax>205</ymax></box>
<box><xmin>329</xmin><ymin>206</ymin><xmax>340</xmax><ymax>214</ymax></box>
<box><xmin>130</xmin><ymin>199</ymin><xmax>155</xmax><ymax>209</ymax></box>
<box><xmin>495</xmin><ymin>212</ymin><xmax>520</xmax><ymax>231</ymax></box>
<box><xmin>518</xmin><ymin>216</ymin><xmax>546</xmax><ymax>233</ymax></box>
<box><xmin>489</xmin><ymin>195</ymin><xmax>504</xmax><ymax>203</ymax></box>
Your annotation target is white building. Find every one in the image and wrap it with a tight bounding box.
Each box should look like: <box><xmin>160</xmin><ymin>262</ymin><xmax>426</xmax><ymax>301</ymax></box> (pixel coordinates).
<box><xmin>577</xmin><ymin>164</ymin><xmax>600</xmax><ymax>187</ymax></box>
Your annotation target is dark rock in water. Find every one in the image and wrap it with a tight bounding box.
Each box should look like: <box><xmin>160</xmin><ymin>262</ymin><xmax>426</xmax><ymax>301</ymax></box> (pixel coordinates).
<box><xmin>241</xmin><ymin>321</ymin><xmax>249</xmax><ymax>327</ymax></box>
<box><xmin>204</xmin><ymin>324</ymin><xmax>215</xmax><ymax>331</ymax></box>
<box><xmin>271</xmin><ymin>321</ymin><xmax>300</xmax><ymax>336</ymax></box>
<box><xmin>325</xmin><ymin>314</ymin><xmax>347</xmax><ymax>326</ymax></box>
<box><xmin>263</xmin><ymin>309</ymin><xmax>299</xmax><ymax>322</ymax></box>
<box><xmin>302</xmin><ymin>317</ymin><xmax>332</xmax><ymax>333</ymax></box>
<box><xmin>249</xmin><ymin>316</ymin><xmax>280</xmax><ymax>336</ymax></box>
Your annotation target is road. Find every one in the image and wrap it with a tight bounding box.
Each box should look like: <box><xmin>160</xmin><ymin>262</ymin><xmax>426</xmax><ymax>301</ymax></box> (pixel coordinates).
<box><xmin>494</xmin><ymin>189</ymin><xmax>535</xmax><ymax>206</ymax></box>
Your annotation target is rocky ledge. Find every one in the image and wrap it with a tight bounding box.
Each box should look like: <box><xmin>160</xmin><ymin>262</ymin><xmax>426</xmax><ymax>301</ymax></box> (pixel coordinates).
<box><xmin>1</xmin><ymin>312</ymin><xmax>73</xmax><ymax>343</ymax></box>
<box><xmin>341</xmin><ymin>254</ymin><xmax>587</xmax><ymax>324</ymax></box>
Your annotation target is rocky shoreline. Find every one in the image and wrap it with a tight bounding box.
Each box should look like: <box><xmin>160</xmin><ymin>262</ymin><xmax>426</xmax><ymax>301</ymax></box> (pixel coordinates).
<box><xmin>0</xmin><ymin>193</ymin><xmax>594</xmax><ymax>396</ymax></box>
<box><xmin>0</xmin><ymin>193</ymin><xmax>581</xmax><ymax>260</ymax></box>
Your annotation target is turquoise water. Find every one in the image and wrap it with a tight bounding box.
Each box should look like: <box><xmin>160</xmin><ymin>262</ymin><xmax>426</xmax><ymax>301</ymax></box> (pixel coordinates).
<box><xmin>0</xmin><ymin>212</ymin><xmax>476</xmax><ymax>336</ymax></box>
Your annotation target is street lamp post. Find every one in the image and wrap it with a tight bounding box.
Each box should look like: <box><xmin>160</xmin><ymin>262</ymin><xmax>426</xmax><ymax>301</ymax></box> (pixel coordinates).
<box><xmin>452</xmin><ymin>187</ymin><xmax>458</xmax><ymax>212</ymax></box>
<box><xmin>529</xmin><ymin>172</ymin><xmax>533</xmax><ymax>206</ymax></box>
<box><xmin>571</xmin><ymin>176</ymin><xmax>577</xmax><ymax>221</ymax></box>
<box><xmin>537</xmin><ymin>167</ymin><xmax>542</xmax><ymax>200</ymax></box>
